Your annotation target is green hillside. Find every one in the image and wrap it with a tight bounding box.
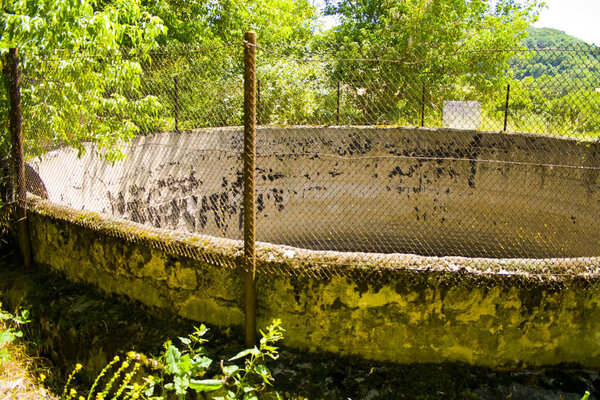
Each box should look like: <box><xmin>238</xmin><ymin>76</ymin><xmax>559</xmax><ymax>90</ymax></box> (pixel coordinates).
<box><xmin>522</xmin><ymin>27</ymin><xmax>589</xmax><ymax>48</ymax></box>
<box><xmin>513</xmin><ymin>27</ymin><xmax>600</xmax><ymax>79</ymax></box>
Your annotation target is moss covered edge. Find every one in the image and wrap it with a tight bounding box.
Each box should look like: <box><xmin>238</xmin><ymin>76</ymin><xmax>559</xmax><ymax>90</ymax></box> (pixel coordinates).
<box><xmin>23</xmin><ymin>197</ymin><xmax>600</xmax><ymax>369</ymax></box>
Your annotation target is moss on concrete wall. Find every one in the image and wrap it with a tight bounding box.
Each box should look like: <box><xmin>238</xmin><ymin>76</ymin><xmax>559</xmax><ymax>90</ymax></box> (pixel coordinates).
<box><xmin>26</xmin><ymin>199</ymin><xmax>600</xmax><ymax>368</ymax></box>
<box><xmin>28</xmin><ymin>202</ymin><xmax>245</xmax><ymax>328</ymax></box>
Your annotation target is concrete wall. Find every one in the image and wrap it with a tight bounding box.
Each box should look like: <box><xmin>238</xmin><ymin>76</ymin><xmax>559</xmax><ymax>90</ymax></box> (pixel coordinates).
<box><xmin>26</xmin><ymin>199</ymin><xmax>600</xmax><ymax>368</ymax></box>
<box><xmin>24</xmin><ymin>126</ymin><xmax>600</xmax><ymax>368</ymax></box>
<box><xmin>30</xmin><ymin>126</ymin><xmax>600</xmax><ymax>258</ymax></box>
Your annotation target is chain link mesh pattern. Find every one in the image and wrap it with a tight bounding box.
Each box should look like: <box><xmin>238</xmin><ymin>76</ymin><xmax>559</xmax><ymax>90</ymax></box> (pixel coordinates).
<box><xmin>252</xmin><ymin>43</ymin><xmax>600</xmax><ymax>279</ymax></box>
<box><xmin>18</xmin><ymin>44</ymin><xmax>245</xmax><ymax>269</ymax></box>
<box><xmin>7</xmin><ymin>42</ymin><xmax>600</xmax><ymax>283</ymax></box>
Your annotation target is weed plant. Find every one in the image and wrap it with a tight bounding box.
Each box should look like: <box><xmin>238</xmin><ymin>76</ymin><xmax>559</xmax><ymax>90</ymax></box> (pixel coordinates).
<box><xmin>62</xmin><ymin>319</ymin><xmax>285</xmax><ymax>400</ymax></box>
<box><xmin>0</xmin><ymin>301</ymin><xmax>30</xmax><ymax>363</ymax></box>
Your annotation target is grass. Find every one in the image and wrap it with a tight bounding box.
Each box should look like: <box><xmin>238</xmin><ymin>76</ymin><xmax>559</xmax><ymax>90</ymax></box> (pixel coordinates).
<box><xmin>0</xmin><ymin>314</ymin><xmax>57</xmax><ymax>399</ymax></box>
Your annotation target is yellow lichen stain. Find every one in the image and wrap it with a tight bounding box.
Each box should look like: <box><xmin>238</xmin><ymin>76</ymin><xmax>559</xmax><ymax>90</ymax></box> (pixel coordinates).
<box><xmin>445</xmin><ymin>344</ymin><xmax>475</xmax><ymax>364</ymax></box>
<box><xmin>140</xmin><ymin>251</ymin><xmax>167</xmax><ymax>280</ymax></box>
<box><xmin>92</xmin><ymin>241</ymin><xmax>105</xmax><ymax>261</ymax></box>
<box><xmin>500</xmin><ymin>288</ymin><xmax>522</xmax><ymax>310</ymax></box>
<box><xmin>263</xmin><ymin>279</ymin><xmax>306</xmax><ymax>313</ymax></box>
<box><xmin>168</xmin><ymin>264</ymin><xmax>197</xmax><ymax>290</ymax></box>
<box><xmin>353</xmin><ymin>286</ymin><xmax>409</xmax><ymax>308</ymax></box>
<box><xmin>179</xmin><ymin>295</ymin><xmax>243</xmax><ymax>327</ymax></box>
<box><xmin>408</xmin><ymin>310</ymin><xmax>426</xmax><ymax>324</ymax></box>
<box><xmin>453</xmin><ymin>288</ymin><xmax>500</xmax><ymax>323</ymax></box>
<box><xmin>489</xmin><ymin>323</ymin><xmax>505</xmax><ymax>334</ymax></box>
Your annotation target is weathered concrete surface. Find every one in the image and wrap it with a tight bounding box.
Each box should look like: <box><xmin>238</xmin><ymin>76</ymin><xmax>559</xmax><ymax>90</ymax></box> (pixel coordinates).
<box><xmin>30</xmin><ymin>126</ymin><xmax>600</xmax><ymax>258</ymax></box>
<box><xmin>257</xmin><ymin>273</ymin><xmax>600</xmax><ymax>368</ymax></box>
<box><xmin>27</xmin><ymin>200</ymin><xmax>245</xmax><ymax>328</ymax></box>
<box><xmin>25</xmin><ymin>198</ymin><xmax>600</xmax><ymax>368</ymax></box>
<box><xmin>22</xmin><ymin>126</ymin><xmax>600</xmax><ymax>368</ymax></box>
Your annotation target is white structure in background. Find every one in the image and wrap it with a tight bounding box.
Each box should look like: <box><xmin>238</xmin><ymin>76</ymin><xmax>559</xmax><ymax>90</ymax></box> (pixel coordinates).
<box><xmin>442</xmin><ymin>101</ymin><xmax>481</xmax><ymax>130</ymax></box>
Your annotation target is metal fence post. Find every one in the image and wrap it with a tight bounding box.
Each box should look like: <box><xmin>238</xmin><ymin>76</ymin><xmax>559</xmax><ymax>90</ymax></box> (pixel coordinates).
<box><xmin>421</xmin><ymin>82</ymin><xmax>426</xmax><ymax>127</ymax></box>
<box><xmin>336</xmin><ymin>81</ymin><xmax>340</xmax><ymax>124</ymax></box>
<box><xmin>257</xmin><ymin>78</ymin><xmax>261</xmax><ymax>126</ymax></box>
<box><xmin>243</xmin><ymin>31</ymin><xmax>257</xmax><ymax>347</ymax></box>
<box><xmin>174</xmin><ymin>75</ymin><xmax>179</xmax><ymax>131</ymax></box>
<box><xmin>8</xmin><ymin>48</ymin><xmax>32</xmax><ymax>268</ymax></box>
<box><xmin>503</xmin><ymin>83</ymin><xmax>510</xmax><ymax>132</ymax></box>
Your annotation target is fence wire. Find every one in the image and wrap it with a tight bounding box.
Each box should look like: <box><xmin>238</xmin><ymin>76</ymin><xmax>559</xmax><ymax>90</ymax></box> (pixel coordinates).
<box><xmin>4</xmin><ymin>41</ymin><xmax>600</xmax><ymax>286</ymax></box>
<box><xmin>252</xmin><ymin>43</ymin><xmax>600</xmax><ymax>275</ymax></box>
<box><xmin>13</xmin><ymin>44</ymin><xmax>245</xmax><ymax>270</ymax></box>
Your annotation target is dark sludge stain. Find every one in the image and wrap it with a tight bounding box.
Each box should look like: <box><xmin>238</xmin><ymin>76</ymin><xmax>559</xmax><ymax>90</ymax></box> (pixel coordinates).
<box><xmin>198</xmin><ymin>190</ymin><xmax>238</xmax><ymax>231</ymax></box>
<box><xmin>268</xmin><ymin>172</ymin><xmax>284</xmax><ymax>182</ymax></box>
<box><xmin>389</xmin><ymin>165</ymin><xmax>415</xmax><ymax>179</ymax></box>
<box><xmin>257</xmin><ymin>193</ymin><xmax>265</xmax><ymax>213</ymax></box>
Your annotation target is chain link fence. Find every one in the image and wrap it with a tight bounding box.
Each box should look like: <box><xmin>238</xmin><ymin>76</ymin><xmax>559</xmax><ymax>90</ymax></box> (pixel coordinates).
<box><xmin>3</xmin><ymin>43</ymin><xmax>246</xmax><ymax>269</ymax></box>
<box><xmin>2</xmin><ymin>40</ymin><xmax>600</xmax><ymax>285</ymax></box>
<box><xmin>252</xmin><ymin>42</ymin><xmax>600</xmax><ymax>276</ymax></box>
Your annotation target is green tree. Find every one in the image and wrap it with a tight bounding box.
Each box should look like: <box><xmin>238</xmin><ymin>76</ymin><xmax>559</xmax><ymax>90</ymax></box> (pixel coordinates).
<box><xmin>137</xmin><ymin>0</ymin><xmax>317</xmax><ymax>46</ymax></box>
<box><xmin>130</xmin><ymin>0</ymin><xmax>319</xmax><ymax>130</ymax></box>
<box><xmin>0</xmin><ymin>0</ymin><xmax>166</xmax><ymax>160</ymax></box>
<box><xmin>318</xmin><ymin>0</ymin><xmax>543</xmax><ymax>125</ymax></box>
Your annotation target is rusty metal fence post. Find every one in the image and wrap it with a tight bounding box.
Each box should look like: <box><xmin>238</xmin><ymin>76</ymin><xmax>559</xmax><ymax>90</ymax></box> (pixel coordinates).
<box><xmin>257</xmin><ymin>78</ymin><xmax>261</xmax><ymax>126</ymax></box>
<box><xmin>8</xmin><ymin>48</ymin><xmax>32</xmax><ymax>268</ymax></box>
<box><xmin>503</xmin><ymin>83</ymin><xmax>511</xmax><ymax>132</ymax></box>
<box><xmin>243</xmin><ymin>31</ymin><xmax>257</xmax><ymax>346</ymax></box>
<box><xmin>421</xmin><ymin>82</ymin><xmax>426</xmax><ymax>127</ymax></box>
<box><xmin>174</xmin><ymin>75</ymin><xmax>179</xmax><ymax>131</ymax></box>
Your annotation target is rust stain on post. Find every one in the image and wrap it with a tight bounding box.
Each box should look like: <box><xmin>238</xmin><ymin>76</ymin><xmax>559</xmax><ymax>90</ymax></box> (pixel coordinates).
<box><xmin>8</xmin><ymin>48</ymin><xmax>32</xmax><ymax>268</ymax></box>
<box><xmin>243</xmin><ymin>31</ymin><xmax>257</xmax><ymax>346</ymax></box>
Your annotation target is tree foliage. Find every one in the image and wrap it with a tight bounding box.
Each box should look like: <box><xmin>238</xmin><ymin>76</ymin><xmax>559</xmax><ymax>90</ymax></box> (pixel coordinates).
<box><xmin>312</xmin><ymin>0</ymin><xmax>544</xmax><ymax>124</ymax></box>
<box><xmin>0</xmin><ymin>0</ymin><xmax>319</xmax><ymax>160</ymax></box>
<box><xmin>506</xmin><ymin>27</ymin><xmax>600</xmax><ymax>135</ymax></box>
<box><xmin>5</xmin><ymin>0</ymin><xmax>595</xmax><ymax>162</ymax></box>
<box><xmin>0</xmin><ymin>0</ymin><xmax>167</xmax><ymax>159</ymax></box>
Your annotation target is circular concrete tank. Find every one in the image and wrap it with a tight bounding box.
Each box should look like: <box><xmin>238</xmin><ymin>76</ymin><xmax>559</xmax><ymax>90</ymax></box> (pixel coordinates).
<box><xmin>31</xmin><ymin>126</ymin><xmax>600</xmax><ymax>259</ymax></box>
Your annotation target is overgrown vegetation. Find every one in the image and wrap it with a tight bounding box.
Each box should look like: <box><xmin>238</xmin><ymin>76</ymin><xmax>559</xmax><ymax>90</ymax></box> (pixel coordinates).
<box><xmin>0</xmin><ymin>301</ymin><xmax>30</xmax><ymax>362</ymax></box>
<box><xmin>1</xmin><ymin>306</ymin><xmax>286</xmax><ymax>400</ymax></box>
<box><xmin>58</xmin><ymin>319</ymin><xmax>285</xmax><ymax>400</ymax></box>
<box><xmin>6</xmin><ymin>0</ymin><xmax>599</xmax><ymax>162</ymax></box>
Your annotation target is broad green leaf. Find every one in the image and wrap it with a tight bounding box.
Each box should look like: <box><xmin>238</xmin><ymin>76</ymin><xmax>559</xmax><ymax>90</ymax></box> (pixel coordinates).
<box><xmin>192</xmin><ymin>355</ymin><xmax>212</xmax><ymax>370</ymax></box>
<box><xmin>177</xmin><ymin>354</ymin><xmax>193</xmax><ymax>373</ymax></box>
<box><xmin>165</xmin><ymin>345</ymin><xmax>181</xmax><ymax>374</ymax></box>
<box><xmin>178</xmin><ymin>337</ymin><xmax>191</xmax><ymax>345</ymax></box>
<box><xmin>229</xmin><ymin>346</ymin><xmax>259</xmax><ymax>361</ymax></box>
<box><xmin>222</xmin><ymin>365</ymin><xmax>239</xmax><ymax>375</ymax></box>
<box><xmin>188</xmin><ymin>379</ymin><xmax>223</xmax><ymax>392</ymax></box>
<box><xmin>174</xmin><ymin>375</ymin><xmax>190</xmax><ymax>396</ymax></box>
<box><xmin>253</xmin><ymin>364</ymin><xmax>271</xmax><ymax>380</ymax></box>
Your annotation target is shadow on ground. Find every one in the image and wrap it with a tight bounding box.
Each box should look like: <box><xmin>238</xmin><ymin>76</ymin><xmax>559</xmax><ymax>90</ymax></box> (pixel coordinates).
<box><xmin>0</xmin><ymin>244</ymin><xmax>598</xmax><ymax>400</ymax></box>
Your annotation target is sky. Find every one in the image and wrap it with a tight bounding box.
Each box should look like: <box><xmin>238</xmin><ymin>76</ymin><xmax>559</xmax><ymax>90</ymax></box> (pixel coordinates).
<box><xmin>531</xmin><ymin>0</ymin><xmax>600</xmax><ymax>45</ymax></box>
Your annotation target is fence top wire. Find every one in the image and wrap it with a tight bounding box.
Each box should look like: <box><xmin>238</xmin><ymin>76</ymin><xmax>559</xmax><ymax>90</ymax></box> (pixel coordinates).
<box><xmin>256</xmin><ymin>42</ymin><xmax>600</xmax><ymax>64</ymax></box>
<box><xmin>17</xmin><ymin>41</ymin><xmax>245</xmax><ymax>58</ymax></box>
